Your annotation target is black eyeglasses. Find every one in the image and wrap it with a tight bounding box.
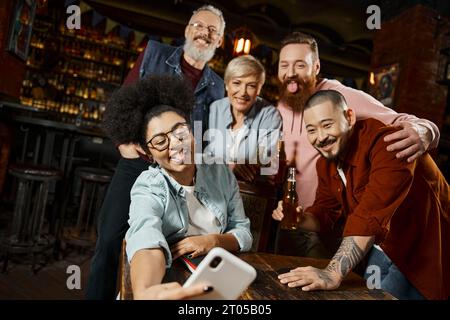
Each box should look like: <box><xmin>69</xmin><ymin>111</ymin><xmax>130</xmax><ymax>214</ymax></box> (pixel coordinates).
<box><xmin>189</xmin><ymin>22</ymin><xmax>220</xmax><ymax>38</ymax></box>
<box><xmin>147</xmin><ymin>122</ymin><xmax>191</xmax><ymax>151</ymax></box>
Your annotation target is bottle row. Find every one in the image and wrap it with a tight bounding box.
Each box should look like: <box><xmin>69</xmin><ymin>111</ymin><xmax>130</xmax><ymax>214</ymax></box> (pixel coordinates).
<box><xmin>58</xmin><ymin>22</ymin><xmax>130</xmax><ymax>50</ymax></box>
<box><xmin>33</xmin><ymin>18</ymin><xmax>145</xmax><ymax>54</ymax></box>
<box><xmin>30</xmin><ymin>32</ymin><xmax>137</xmax><ymax>69</ymax></box>
<box><xmin>26</xmin><ymin>47</ymin><xmax>126</xmax><ymax>85</ymax></box>
<box><xmin>19</xmin><ymin>94</ymin><xmax>106</xmax><ymax>123</ymax></box>
<box><xmin>21</xmin><ymin>71</ymin><xmax>110</xmax><ymax>103</ymax></box>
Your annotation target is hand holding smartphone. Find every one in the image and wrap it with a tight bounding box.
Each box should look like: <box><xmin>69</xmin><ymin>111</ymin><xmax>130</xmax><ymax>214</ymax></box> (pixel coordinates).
<box><xmin>183</xmin><ymin>247</ymin><xmax>257</xmax><ymax>300</ymax></box>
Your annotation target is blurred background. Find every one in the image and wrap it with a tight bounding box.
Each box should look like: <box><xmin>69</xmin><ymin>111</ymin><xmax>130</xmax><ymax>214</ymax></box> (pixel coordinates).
<box><xmin>0</xmin><ymin>0</ymin><xmax>449</xmax><ymax>299</ymax></box>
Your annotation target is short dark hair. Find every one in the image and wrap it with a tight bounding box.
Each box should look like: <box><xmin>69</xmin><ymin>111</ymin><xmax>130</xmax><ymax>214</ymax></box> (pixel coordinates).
<box><xmin>102</xmin><ymin>75</ymin><xmax>194</xmax><ymax>147</ymax></box>
<box><xmin>304</xmin><ymin>90</ymin><xmax>348</xmax><ymax>111</ymax></box>
<box><xmin>280</xmin><ymin>32</ymin><xmax>319</xmax><ymax>61</ymax></box>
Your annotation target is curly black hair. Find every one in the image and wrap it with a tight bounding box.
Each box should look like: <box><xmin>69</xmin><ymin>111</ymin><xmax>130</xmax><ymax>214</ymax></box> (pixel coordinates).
<box><xmin>102</xmin><ymin>75</ymin><xmax>195</xmax><ymax>145</ymax></box>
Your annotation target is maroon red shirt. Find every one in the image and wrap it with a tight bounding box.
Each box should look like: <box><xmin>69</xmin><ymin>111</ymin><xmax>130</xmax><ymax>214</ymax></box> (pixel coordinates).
<box><xmin>306</xmin><ymin>118</ymin><xmax>450</xmax><ymax>299</ymax></box>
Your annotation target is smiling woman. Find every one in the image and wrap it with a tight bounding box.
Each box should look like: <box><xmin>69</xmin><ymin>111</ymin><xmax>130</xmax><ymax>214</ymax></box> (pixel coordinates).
<box><xmin>206</xmin><ymin>55</ymin><xmax>282</xmax><ymax>183</ymax></box>
<box><xmin>102</xmin><ymin>75</ymin><xmax>253</xmax><ymax>299</ymax></box>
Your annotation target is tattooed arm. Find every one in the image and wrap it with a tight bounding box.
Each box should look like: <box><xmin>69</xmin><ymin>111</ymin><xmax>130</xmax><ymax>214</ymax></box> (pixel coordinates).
<box><xmin>278</xmin><ymin>236</ymin><xmax>375</xmax><ymax>291</ymax></box>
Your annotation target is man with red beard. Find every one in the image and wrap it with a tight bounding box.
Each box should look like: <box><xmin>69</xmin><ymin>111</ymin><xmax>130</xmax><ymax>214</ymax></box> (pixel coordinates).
<box><xmin>274</xmin><ymin>32</ymin><xmax>440</xmax><ymax>258</ymax></box>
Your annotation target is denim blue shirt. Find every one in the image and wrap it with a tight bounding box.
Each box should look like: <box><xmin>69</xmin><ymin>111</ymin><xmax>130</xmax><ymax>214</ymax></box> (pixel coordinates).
<box><xmin>125</xmin><ymin>163</ymin><xmax>253</xmax><ymax>267</ymax></box>
<box><xmin>140</xmin><ymin>40</ymin><xmax>224</xmax><ymax>132</ymax></box>
<box><xmin>205</xmin><ymin>96</ymin><xmax>282</xmax><ymax>165</ymax></box>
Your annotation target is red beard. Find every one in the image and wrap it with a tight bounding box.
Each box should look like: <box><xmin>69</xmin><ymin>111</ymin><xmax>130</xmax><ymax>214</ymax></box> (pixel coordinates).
<box><xmin>278</xmin><ymin>75</ymin><xmax>316</xmax><ymax>112</ymax></box>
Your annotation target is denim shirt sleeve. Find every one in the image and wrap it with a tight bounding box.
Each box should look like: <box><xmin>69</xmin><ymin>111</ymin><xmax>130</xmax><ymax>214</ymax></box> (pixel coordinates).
<box><xmin>258</xmin><ymin>104</ymin><xmax>282</xmax><ymax>163</ymax></box>
<box><xmin>125</xmin><ymin>168</ymin><xmax>172</xmax><ymax>267</ymax></box>
<box><xmin>139</xmin><ymin>40</ymin><xmax>153</xmax><ymax>79</ymax></box>
<box><xmin>222</xmin><ymin>166</ymin><xmax>253</xmax><ymax>251</ymax></box>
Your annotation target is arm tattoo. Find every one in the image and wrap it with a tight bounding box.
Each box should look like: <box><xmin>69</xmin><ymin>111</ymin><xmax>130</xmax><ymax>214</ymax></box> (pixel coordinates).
<box><xmin>327</xmin><ymin>237</ymin><xmax>365</xmax><ymax>278</ymax></box>
<box><xmin>317</xmin><ymin>269</ymin><xmax>335</xmax><ymax>283</ymax></box>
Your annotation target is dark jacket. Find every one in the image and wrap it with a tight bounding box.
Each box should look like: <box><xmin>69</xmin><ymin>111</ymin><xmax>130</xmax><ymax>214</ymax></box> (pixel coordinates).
<box><xmin>140</xmin><ymin>40</ymin><xmax>224</xmax><ymax>132</ymax></box>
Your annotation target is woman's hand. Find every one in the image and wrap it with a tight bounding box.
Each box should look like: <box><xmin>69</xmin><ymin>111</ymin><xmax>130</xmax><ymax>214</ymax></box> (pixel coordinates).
<box><xmin>135</xmin><ymin>282</ymin><xmax>213</xmax><ymax>300</ymax></box>
<box><xmin>171</xmin><ymin>235</ymin><xmax>219</xmax><ymax>260</ymax></box>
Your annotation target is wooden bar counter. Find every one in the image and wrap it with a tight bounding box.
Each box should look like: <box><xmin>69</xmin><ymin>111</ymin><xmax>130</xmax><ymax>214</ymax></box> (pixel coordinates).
<box><xmin>160</xmin><ymin>252</ymin><xmax>396</xmax><ymax>300</ymax></box>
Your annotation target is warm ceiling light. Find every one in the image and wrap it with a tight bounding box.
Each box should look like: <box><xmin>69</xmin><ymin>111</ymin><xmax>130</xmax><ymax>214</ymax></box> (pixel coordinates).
<box><xmin>369</xmin><ymin>72</ymin><xmax>375</xmax><ymax>85</ymax></box>
<box><xmin>244</xmin><ymin>39</ymin><xmax>251</xmax><ymax>54</ymax></box>
<box><xmin>235</xmin><ymin>38</ymin><xmax>245</xmax><ymax>54</ymax></box>
<box><xmin>233</xmin><ymin>28</ymin><xmax>253</xmax><ymax>56</ymax></box>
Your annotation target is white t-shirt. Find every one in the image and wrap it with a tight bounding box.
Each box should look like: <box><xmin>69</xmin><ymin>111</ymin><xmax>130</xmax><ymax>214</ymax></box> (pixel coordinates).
<box><xmin>228</xmin><ymin>126</ymin><xmax>246</xmax><ymax>162</ymax></box>
<box><xmin>182</xmin><ymin>185</ymin><xmax>221</xmax><ymax>236</ymax></box>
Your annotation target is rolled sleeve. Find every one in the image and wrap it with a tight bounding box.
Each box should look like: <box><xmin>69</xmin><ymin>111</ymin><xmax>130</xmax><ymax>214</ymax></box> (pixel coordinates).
<box><xmin>412</xmin><ymin>119</ymin><xmax>439</xmax><ymax>149</ymax></box>
<box><xmin>333</xmin><ymin>82</ymin><xmax>440</xmax><ymax>150</ymax></box>
<box><xmin>343</xmin><ymin>213</ymin><xmax>388</xmax><ymax>243</ymax></box>
<box><xmin>223</xmin><ymin>167</ymin><xmax>253</xmax><ymax>251</ymax></box>
<box><xmin>125</xmin><ymin>170</ymin><xmax>173</xmax><ymax>267</ymax></box>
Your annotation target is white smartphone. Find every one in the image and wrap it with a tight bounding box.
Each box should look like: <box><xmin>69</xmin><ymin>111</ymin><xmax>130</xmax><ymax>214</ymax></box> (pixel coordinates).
<box><xmin>183</xmin><ymin>247</ymin><xmax>257</xmax><ymax>300</ymax></box>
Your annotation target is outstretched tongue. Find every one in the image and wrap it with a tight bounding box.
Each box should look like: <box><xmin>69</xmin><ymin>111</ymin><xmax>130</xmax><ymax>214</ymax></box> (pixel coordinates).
<box><xmin>287</xmin><ymin>81</ymin><xmax>299</xmax><ymax>93</ymax></box>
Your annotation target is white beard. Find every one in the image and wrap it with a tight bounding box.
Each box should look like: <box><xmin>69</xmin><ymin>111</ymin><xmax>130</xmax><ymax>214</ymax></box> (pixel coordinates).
<box><xmin>183</xmin><ymin>38</ymin><xmax>216</xmax><ymax>62</ymax></box>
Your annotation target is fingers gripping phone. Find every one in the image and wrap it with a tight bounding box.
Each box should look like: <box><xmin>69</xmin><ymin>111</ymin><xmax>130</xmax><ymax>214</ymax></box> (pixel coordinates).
<box><xmin>183</xmin><ymin>247</ymin><xmax>257</xmax><ymax>300</ymax></box>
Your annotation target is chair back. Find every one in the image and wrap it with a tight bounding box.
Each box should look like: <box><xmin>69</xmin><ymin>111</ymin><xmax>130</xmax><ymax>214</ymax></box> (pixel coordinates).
<box><xmin>118</xmin><ymin>239</ymin><xmax>133</xmax><ymax>300</ymax></box>
<box><xmin>238</xmin><ymin>181</ymin><xmax>278</xmax><ymax>252</ymax></box>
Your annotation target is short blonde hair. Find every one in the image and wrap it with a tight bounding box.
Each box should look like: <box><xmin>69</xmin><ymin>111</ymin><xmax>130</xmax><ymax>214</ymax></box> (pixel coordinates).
<box><xmin>224</xmin><ymin>55</ymin><xmax>266</xmax><ymax>86</ymax></box>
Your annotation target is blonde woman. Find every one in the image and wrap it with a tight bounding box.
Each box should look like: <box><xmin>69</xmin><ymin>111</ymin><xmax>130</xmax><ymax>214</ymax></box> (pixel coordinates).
<box><xmin>207</xmin><ymin>55</ymin><xmax>282</xmax><ymax>182</ymax></box>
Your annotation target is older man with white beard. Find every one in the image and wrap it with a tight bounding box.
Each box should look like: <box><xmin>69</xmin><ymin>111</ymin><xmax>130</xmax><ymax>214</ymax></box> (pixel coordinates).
<box><xmin>274</xmin><ymin>31</ymin><xmax>440</xmax><ymax>259</ymax></box>
<box><xmin>86</xmin><ymin>5</ymin><xmax>226</xmax><ymax>300</ymax></box>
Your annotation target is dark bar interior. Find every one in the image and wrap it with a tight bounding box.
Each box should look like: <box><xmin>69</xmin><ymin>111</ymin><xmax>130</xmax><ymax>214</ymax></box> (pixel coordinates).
<box><xmin>0</xmin><ymin>0</ymin><xmax>449</xmax><ymax>303</ymax></box>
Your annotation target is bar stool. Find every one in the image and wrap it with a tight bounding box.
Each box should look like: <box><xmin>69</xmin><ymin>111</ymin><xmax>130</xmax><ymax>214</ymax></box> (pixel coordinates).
<box><xmin>61</xmin><ymin>167</ymin><xmax>112</xmax><ymax>251</ymax></box>
<box><xmin>0</xmin><ymin>163</ymin><xmax>62</xmax><ymax>273</ymax></box>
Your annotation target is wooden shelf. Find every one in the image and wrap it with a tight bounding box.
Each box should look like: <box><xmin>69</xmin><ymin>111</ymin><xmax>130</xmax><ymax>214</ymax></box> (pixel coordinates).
<box><xmin>25</xmin><ymin>64</ymin><xmax>121</xmax><ymax>87</ymax></box>
<box><xmin>32</xmin><ymin>26</ymin><xmax>140</xmax><ymax>55</ymax></box>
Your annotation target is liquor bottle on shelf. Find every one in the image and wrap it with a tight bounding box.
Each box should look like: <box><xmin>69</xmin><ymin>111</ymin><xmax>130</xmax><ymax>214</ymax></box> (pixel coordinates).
<box><xmin>279</xmin><ymin>167</ymin><xmax>301</xmax><ymax>231</ymax></box>
<box><xmin>20</xmin><ymin>17</ymin><xmax>133</xmax><ymax>124</ymax></box>
<box><xmin>112</xmin><ymin>50</ymin><xmax>122</xmax><ymax>66</ymax></box>
<box><xmin>90</xmin><ymin>85</ymin><xmax>97</xmax><ymax>100</ymax></box>
<box><xmin>98</xmin><ymin>103</ymin><xmax>106</xmax><ymax>121</ymax></box>
<box><xmin>75</xmin><ymin>102</ymin><xmax>84</xmax><ymax>126</ymax></box>
<box><xmin>20</xmin><ymin>70</ymin><xmax>33</xmax><ymax>106</ymax></box>
<box><xmin>127</xmin><ymin>59</ymin><xmax>136</xmax><ymax>70</ymax></box>
<box><xmin>97</xmin><ymin>87</ymin><xmax>105</xmax><ymax>101</ymax></box>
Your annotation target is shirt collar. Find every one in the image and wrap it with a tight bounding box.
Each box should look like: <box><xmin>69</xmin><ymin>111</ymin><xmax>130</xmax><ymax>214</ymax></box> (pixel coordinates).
<box><xmin>160</xmin><ymin>165</ymin><xmax>208</xmax><ymax>197</ymax></box>
<box><xmin>225</xmin><ymin>97</ymin><xmax>260</xmax><ymax>129</ymax></box>
<box><xmin>160</xmin><ymin>167</ymin><xmax>184</xmax><ymax>196</ymax></box>
<box><xmin>165</xmin><ymin>46</ymin><xmax>184</xmax><ymax>74</ymax></box>
<box><xmin>340</xmin><ymin>122</ymin><xmax>363</xmax><ymax>167</ymax></box>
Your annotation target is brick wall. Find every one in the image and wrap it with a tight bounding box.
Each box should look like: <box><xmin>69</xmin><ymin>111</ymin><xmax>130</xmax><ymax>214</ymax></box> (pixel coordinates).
<box><xmin>371</xmin><ymin>4</ymin><xmax>448</xmax><ymax>129</ymax></box>
<box><xmin>0</xmin><ymin>0</ymin><xmax>26</xmax><ymax>98</ymax></box>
